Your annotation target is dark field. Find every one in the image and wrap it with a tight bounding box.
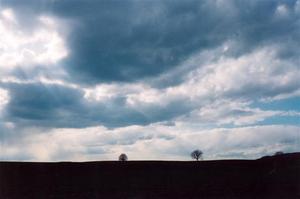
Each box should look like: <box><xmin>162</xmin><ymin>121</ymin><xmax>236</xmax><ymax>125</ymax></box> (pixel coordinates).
<box><xmin>0</xmin><ymin>153</ymin><xmax>299</xmax><ymax>199</ymax></box>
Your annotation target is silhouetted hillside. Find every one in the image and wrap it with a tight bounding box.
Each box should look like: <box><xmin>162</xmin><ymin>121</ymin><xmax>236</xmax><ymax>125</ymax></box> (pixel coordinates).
<box><xmin>1</xmin><ymin>153</ymin><xmax>299</xmax><ymax>199</ymax></box>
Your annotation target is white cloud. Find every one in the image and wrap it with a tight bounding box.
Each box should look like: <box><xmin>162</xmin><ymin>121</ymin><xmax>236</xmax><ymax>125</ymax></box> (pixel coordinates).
<box><xmin>0</xmin><ymin>88</ymin><xmax>9</xmax><ymax>112</ymax></box>
<box><xmin>261</xmin><ymin>89</ymin><xmax>300</xmax><ymax>102</ymax></box>
<box><xmin>1</xmin><ymin>124</ymin><xmax>299</xmax><ymax>161</ymax></box>
<box><xmin>186</xmin><ymin>46</ymin><xmax>299</xmax><ymax>99</ymax></box>
<box><xmin>0</xmin><ymin>8</ymin><xmax>68</xmax><ymax>72</ymax></box>
<box><xmin>275</xmin><ymin>4</ymin><xmax>289</xmax><ymax>17</ymax></box>
<box><xmin>118</xmin><ymin>45</ymin><xmax>300</xmax><ymax>107</ymax></box>
<box><xmin>184</xmin><ymin>100</ymin><xmax>273</xmax><ymax>125</ymax></box>
<box><xmin>181</xmin><ymin>99</ymin><xmax>300</xmax><ymax>126</ymax></box>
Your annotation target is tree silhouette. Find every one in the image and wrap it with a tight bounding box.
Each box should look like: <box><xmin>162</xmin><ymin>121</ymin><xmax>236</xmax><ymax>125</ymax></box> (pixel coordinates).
<box><xmin>119</xmin><ymin>153</ymin><xmax>128</xmax><ymax>161</ymax></box>
<box><xmin>191</xmin><ymin>149</ymin><xmax>203</xmax><ymax>161</ymax></box>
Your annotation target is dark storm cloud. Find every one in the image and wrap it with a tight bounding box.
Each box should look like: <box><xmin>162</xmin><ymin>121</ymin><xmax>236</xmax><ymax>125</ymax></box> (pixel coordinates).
<box><xmin>55</xmin><ymin>0</ymin><xmax>231</xmax><ymax>83</ymax></box>
<box><xmin>5</xmin><ymin>0</ymin><xmax>299</xmax><ymax>85</ymax></box>
<box><xmin>1</xmin><ymin>83</ymin><xmax>191</xmax><ymax>128</ymax></box>
<box><xmin>2</xmin><ymin>83</ymin><xmax>86</xmax><ymax>127</ymax></box>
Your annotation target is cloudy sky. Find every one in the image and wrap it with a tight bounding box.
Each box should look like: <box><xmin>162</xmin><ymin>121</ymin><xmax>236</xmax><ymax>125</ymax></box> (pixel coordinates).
<box><xmin>0</xmin><ymin>0</ymin><xmax>299</xmax><ymax>161</ymax></box>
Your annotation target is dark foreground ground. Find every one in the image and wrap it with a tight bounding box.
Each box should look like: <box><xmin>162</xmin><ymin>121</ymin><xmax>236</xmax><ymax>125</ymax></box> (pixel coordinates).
<box><xmin>0</xmin><ymin>153</ymin><xmax>299</xmax><ymax>199</ymax></box>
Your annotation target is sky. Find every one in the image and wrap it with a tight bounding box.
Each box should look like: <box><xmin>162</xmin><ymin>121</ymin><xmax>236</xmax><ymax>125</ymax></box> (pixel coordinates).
<box><xmin>0</xmin><ymin>0</ymin><xmax>299</xmax><ymax>161</ymax></box>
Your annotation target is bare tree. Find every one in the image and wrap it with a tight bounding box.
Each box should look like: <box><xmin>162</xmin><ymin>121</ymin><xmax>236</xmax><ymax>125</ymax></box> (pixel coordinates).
<box><xmin>191</xmin><ymin>149</ymin><xmax>203</xmax><ymax>161</ymax></box>
<box><xmin>119</xmin><ymin>153</ymin><xmax>128</xmax><ymax>161</ymax></box>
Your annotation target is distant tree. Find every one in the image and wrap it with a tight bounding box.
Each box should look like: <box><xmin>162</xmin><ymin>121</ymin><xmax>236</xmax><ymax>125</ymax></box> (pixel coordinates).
<box><xmin>119</xmin><ymin>153</ymin><xmax>128</xmax><ymax>161</ymax></box>
<box><xmin>274</xmin><ymin>151</ymin><xmax>284</xmax><ymax>156</ymax></box>
<box><xmin>191</xmin><ymin>149</ymin><xmax>203</xmax><ymax>161</ymax></box>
